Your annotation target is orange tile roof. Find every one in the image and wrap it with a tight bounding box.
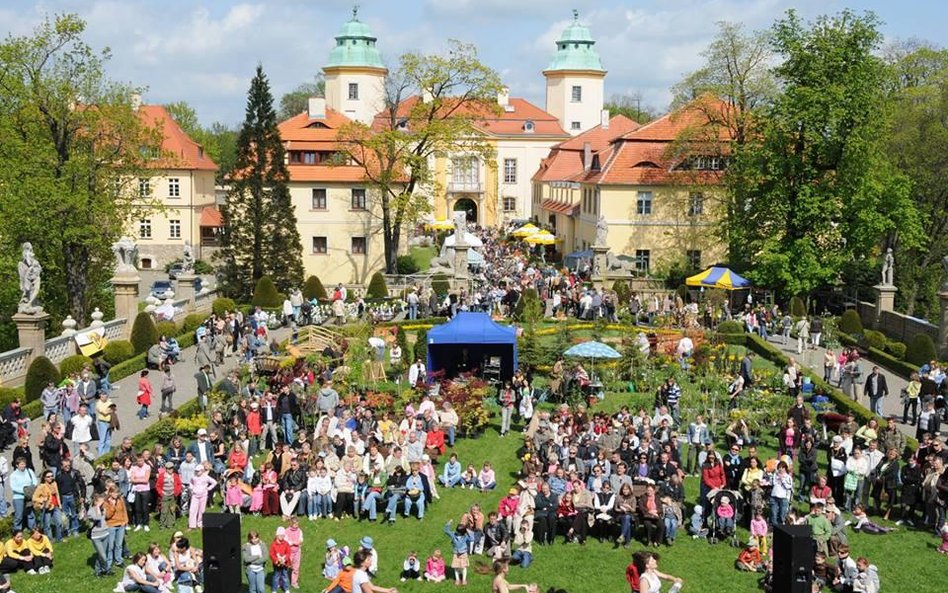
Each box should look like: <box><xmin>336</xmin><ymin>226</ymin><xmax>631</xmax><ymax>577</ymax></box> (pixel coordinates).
<box><xmin>199</xmin><ymin>206</ymin><xmax>223</xmax><ymax>227</ymax></box>
<box><xmin>278</xmin><ymin>108</ymin><xmax>353</xmax><ymax>143</ymax></box>
<box><xmin>532</xmin><ymin>115</ymin><xmax>637</xmax><ymax>183</ymax></box>
<box><xmin>540</xmin><ymin>199</ymin><xmax>579</xmax><ymax>216</ymax></box>
<box><xmin>620</xmin><ymin>96</ymin><xmax>733</xmax><ymax>142</ymax></box>
<box><xmin>276</xmin><ymin>107</ymin><xmax>375</xmax><ymax>183</ymax></box>
<box><xmin>137</xmin><ymin>105</ymin><xmax>218</xmax><ymax>171</ymax></box>
<box><xmin>378</xmin><ymin>96</ymin><xmax>568</xmax><ymax>137</ymax></box>
<box><xmin>286</xmin><ymin>165</ymin><xmax>369</xmax><ymax>182</ymax></box>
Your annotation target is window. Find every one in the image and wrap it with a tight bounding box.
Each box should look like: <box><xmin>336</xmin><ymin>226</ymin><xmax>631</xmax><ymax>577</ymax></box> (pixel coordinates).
<box><xmin>169</xmin><ymin>219</ymin><xmax>181</xmax><ymax>239</ymax></box>
<box><xmin>138</xmin><ymin>178</ymin><xmax>150</xmax><ymax>198</ymax></box>
<box><xmin>503</xmin><ymin>197</ymin><xmax>517</xmax><ymax>212</ymax></box>
<box><xmin>571</xmin><ymin>121</ymin><xmax>582</xmax><ymax>131</ymax></box>
<box><xmin>636</xmin><ymin>191</ymin><xmax>653</xmax><ymax>216</ymax></box>
<box><xmin>571</xmin><ymin>85</ymin><xmax>582</xmax><ymax>102</ymax></box>
<box><xmin>348</xmin><ymin>83</ymin><xmax>359</xmax><ymax>100</ymax></box>
<box><xmin>691</xmin><ymin>156</ymin><xmax>727</xmax><ymax>171</ymax></box>
<box><xmin>351</xmin><ymin>188</ymin><xmax>366</xmax><ymax>210</ymax></box>
<box><xmin>168</xmin><ymin>178</ymin><xmax>180</xmax><ymax>198</ymax></box>
<box><xmin>451</xmin><ymin>157</ymin><xmax>479</xmax><ymax>190</ymax></box>
<box><xmin>523</xmin><ymin>120</ymin><xmax>535</xmax><ymax>133</ymax></box>
<box><xmin>139</xmin><ymin>258</ymin><xmax>152</xmax><ymax>270</ymax></box>
<box><xmin>634</xmin><ymin>249</ymin><xmax>651</xmax><ymax>273</ymax></box>
<box><xmin>687</xmin><ymin>250</ymin><xmax>702</xmax><ymax>270</ymax></box>
<box><xmin>688</xmin><ymin>192</ymin><xmax>704</xmax><ymax>216</ymax></box>
<box><xmin>351</xmin><ymin>236</ymin><xmax>366</xmax><ymax>254</ymax></box>
<box><xmin>503</xmin><ymin>158</ymin><xmax>517</xmax><ymax>184</ymax></box>
<box><xmin>139</xmin><ymin>219</ymin><xmax>152</xmax><ymax>239</ymax></box>
<box><xmin>312</xmin><ymin>188</ymin><xmax>327</xmax><ymax>210</ymax></box>
<box><xmin>312</xmin><ymin>236</ymin><xmax>327</xmax><ymax>254</ymax></box>
<box><xmin>303</xmin><ymin>151</ymin><xmax>317</xmax><ymax>164</ymax></box>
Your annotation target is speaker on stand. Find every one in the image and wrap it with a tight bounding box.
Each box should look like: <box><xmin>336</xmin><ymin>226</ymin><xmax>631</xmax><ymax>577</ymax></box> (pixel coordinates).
<box><xmin>202</xmin><ymin>513</ymin><xmax>242</xmax><ymax>593</ymax></box>
<box><xmin>773</xmin><ymin>524</ymin><xmax>814</xmax><ymax>593</ymax></box>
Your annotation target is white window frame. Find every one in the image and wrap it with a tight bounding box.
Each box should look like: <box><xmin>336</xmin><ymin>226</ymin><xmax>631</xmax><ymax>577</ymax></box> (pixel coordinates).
<box><xmin>636</xmin><ymin>191</ymin><xmax>653</xmax><ymax>216</ymax></box>
<box><xmin>139</xmin><ymin>218</ymin><xmax>152</xmax><ymax>239</ymax></box>
<box><xmin>635</xmin><ymin>249</ymin><xmax>651</xmax><ymax>272</ymax></box>
<box><xmin>502</xmin><ymin>196</ymin><xmax>517</xmax><ymax>213</ymax></box>
<box><xmin>312</xmin><ymin>236</ymin><xmax>328</xmax><ymax>254</ymax></box>
<box><xmin>312</xmin><ymin>188</ymin><xmax>328</xmax><ymax>210</ymax></box>
<box><xmin>138</xmin><ymin>178</ymin><xmax>151</xmax><ymax>198</ymax></box>
<box><xmin>351</xmin><ymin>188</ymin><xmax>367</xmax><ymax>210</ymax></box>
<box><xmin>168</xmin><ymin>178</ymin><xmax>180</xmax><ymax>198</ymax></box>
<box><xmin>503</xmin><ymin>158</ymin><xmax>517</xmax><ymax>184</ymax></box>
<box><xmin>571</xmin><ymin>121</ymin><xmax>582</xmax><ymax>131</ymax></box>
<box><xmin>348</xmin><ymin>82</ymin><xmax>359</xmax><ymax>100</ymax></box>
<box><xmin>688</xmin><ymin>192</ymin><xmax>704</xmax><ymax>217</ymax></box>
<box><xmin>168</xmin><ymin>219</ymin><xmax>181</xmax><ymax>239</ymax></box>
<box><xmin>571</xmin><ymin>85</ymin><xmax>582</xmax><ymax>103</ymax></box>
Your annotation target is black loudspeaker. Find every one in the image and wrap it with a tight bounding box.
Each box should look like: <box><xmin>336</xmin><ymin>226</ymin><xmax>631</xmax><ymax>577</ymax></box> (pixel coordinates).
<box><xmin>202</xmin><ymin>513</ymin><xmax>242</xmax><ymax>593</ymax></box>
<box><xmin>773</xmin><ymin>524</ymin><xmax>814</xmax><ymax>593</ymax></box>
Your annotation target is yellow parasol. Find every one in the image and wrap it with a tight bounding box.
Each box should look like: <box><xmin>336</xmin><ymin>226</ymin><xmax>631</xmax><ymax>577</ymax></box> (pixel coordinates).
<box><xmin>524</xmin><ymin>230</ymin><xmax>558</xmax><ymax>245</ymax></box>
<box><xmin>511</xmin><ymin>223</ymin><xmax>539</xmax><ymax>237</ymax></box>
<box><xmin>426</xmin><ymin>219</ymin><xmax>454</xmax><ymax>231</ymax></box>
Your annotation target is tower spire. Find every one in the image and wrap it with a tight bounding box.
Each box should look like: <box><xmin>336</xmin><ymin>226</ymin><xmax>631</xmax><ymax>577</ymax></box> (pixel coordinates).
<box><xmin>352</xmin><ymin>4</ymin><xmax>359</xmax><ymax>20</ymax></box>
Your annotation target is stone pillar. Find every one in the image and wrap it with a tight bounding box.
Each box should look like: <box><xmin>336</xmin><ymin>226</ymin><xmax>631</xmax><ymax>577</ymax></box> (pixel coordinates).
<box><xmin>13</xmin><ymin>311</ymin><xmax>50</xmax><ymax>361</ymax></box>
<box><xmin>453</xmin><ymin>245</ymin><xmax>470</xmax><ymax>283</ymax></box>
<box><xmin>873</xmin><ymin>284</ymin><xmax>897</xmax><ymax>327</ymax></box>
<box><xmin>591</xmin><ymin>245</ymin><xmax>609</xmax><ymax>286</ymax></box>
<box><xmin>938</xmin><ymin>290</ymin><xmax>948</xmax><ymax>358</ymax></box>
<box><xmin>111</xmin><ymin>274</ymin><xmax>141</xmax><ymax>339</ymax></box>
<box><xmin>177</xmin><ymin>275</ymin><xmax>198</xmax><ymax>311</ymax></box>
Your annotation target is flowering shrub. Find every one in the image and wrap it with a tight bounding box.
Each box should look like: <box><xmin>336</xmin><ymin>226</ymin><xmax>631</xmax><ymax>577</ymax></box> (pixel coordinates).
<box><xmin>440</xmin><ymin>377</ymin><xmax>492</xmax><ymax>435</ymax></box>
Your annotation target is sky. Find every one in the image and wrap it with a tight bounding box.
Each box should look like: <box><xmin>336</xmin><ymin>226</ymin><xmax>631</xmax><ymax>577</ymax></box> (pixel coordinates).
<box><xmin>1</xmin><ymin>0</ymin><xmax>945</xmax><ymax>127</ymax></box>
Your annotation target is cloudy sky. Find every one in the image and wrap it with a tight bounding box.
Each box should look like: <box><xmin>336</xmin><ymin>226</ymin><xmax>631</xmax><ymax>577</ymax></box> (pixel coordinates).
<box><xmin>2</xmin><ymin>0</ymin><xmax>945</xmax><ymax>127</ymax></box>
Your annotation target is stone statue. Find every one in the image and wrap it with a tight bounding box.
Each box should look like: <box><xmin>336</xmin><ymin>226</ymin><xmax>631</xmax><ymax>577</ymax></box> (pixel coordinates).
<box><xmin>428</xmin><ymin>254</ymin><xmax>454</xmax><ymax>274</ymax></box>
<box><xmin>17</xmin><ymin>241</ymin><xmax>43</xmax><ymax>314</ymax></box>
<box><xmin>111</xmin><ymin>236</ymin><xmax>138</xmax><ymax>275</ymax></box>
<box><xmin>595</xmin><ymin>215</ymin><xmax>608</xmax><ymax>245</ymax></box>
<box><xmin>881</xmin><ymin>247</ymin><xmax>894</xmax><ymax>286</ymax></box>
<box><xmin>453</xmin><ymin>211</ymin><xmax>467</xmax><ymax>240</ymax></box>
<box><xmin>606</xmin><ymin>252</ymin><xmax>635</xmax><ymax>274</ymax></box>
<box><xmin>182</xmin><ymin>240</ymin><xmax>195</xmax><ymax>275</ymax></box>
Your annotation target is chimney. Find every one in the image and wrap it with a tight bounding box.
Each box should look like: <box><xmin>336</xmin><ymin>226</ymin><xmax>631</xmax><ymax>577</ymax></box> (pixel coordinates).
<box><xmin>130</xmin><ymin>92</ymin><xmax>142</xmax><ymax>112</ymax></box>
<box><xmin>497</xmin><ymin>87</ymin><xmax>509</xmax><ymax>107</ymax></box>
<box><xmin>583</xmin><ymin>142</ymin><xmax>592</xmax><ymax>170</ymax></box>
<box><xmin>601</xmin><ymin>109</ymin><xmax>610</xmax><ymax>129</ymax></box>
<box><xmin>308</xmin><ymin>97</ymin><xmax>326</xmax><ymax>119</ymax></box>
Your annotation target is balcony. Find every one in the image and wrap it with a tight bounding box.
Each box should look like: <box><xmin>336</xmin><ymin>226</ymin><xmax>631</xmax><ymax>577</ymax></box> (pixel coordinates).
<box><xmin>448</xmin><ymin>181</ymin><xmax>483</xmax><ymax>193</ymax></box>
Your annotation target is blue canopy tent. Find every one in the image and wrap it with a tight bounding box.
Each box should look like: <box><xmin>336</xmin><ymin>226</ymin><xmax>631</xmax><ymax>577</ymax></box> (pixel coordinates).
<box><xmin>426</xmin><ymin>312</ymin><xmax>518</xmax><ymax>381</ymax></box>
<box><xmin>564</xmin><ymin>249</ymin><xmax>592</xmax><ymax>270</ymax></box>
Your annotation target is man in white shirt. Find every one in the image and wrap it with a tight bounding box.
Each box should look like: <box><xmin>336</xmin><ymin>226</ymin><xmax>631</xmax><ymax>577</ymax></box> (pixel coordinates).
<box><xmin>69</xmin><ymin>403</ymin><xmax>95</xmax><ymax>457</ymax></box>
<box><xmin>408</xmin><ymin>359</ymin><xmax>426</xmax><ymax>387</ymax></box>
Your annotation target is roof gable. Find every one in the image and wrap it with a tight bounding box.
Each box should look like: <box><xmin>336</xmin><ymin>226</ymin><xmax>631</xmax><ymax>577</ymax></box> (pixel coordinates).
<box><xmin>138</xmin><ymin>105</ymin><xmax>217</xmax><ymax>171</ymax></box>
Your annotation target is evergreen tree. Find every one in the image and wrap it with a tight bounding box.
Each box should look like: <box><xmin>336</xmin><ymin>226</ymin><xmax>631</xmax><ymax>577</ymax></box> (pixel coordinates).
<box><xmin>218</xmin><ymin>65</ymin><xmax>304</xmax><ymax>301</ymax></box>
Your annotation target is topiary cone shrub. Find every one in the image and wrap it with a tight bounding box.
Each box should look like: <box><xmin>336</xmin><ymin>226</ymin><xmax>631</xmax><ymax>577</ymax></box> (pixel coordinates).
<box><xmin>366</xmin><ymin>271</ymin><xmax>389</xmax><ymax>299</ymax></box>
<box><xmin>25</xmin><ymin>356</ymin><xmax>61</xmax><ymax>402</ymax></box>
<box><xmin>212</xmin><ymin>297</ymin><xmax>237</xmax><ymax>317</ymax></box>
<box><xmin>130</xmin><ymin>311</ymin><xmax>159</xmax><ymax>354</ymax></box>
<box><xmin>431</xmin><ymin>273</ymin><xmax>450</xmax><ymax>296</ymax></box>
<box><xmin>838</xmin><ymin>309</ymin><xmax>863</xmax><ymax>335</ymax></box>
<box><xmin>612</xmin><ymin>280</ymin><xmax>631</xmax><ymax>305</ymax></box>
<box><xmin>302</xmin><ymin>275</ymin><xmax>327</xmax><ymax>300</ymax></box>
<box><xmin>251</xmin><ymin>276</ymin><xmax>281</xmax><ymax>308</ymax></box>
<box><xmin>905</xmin><ymin>334</ymin><xmax>937</xmax><ymax>366</ymax></box>
<box><xmin>789</xmin><ymin>296</ymin><xmax>806</xmax><ymax>317</ymax></box>
<box><xmin>103</xmin><ymin>340</ymin><xmax>135</xmax><ymax>365</ymax></box>
<box><xmin>59</xmin><ymin>354</ymin><xmax>94</xmax><ymax>378</ymax></box>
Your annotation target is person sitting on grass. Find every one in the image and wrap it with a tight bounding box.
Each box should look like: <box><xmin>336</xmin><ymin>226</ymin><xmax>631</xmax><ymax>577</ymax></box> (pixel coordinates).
<box><xmin>441</xmin><ymin>454</ymin><xmax>463</xmax><ymax>488</ymax></box>
<box><xmin>850</xmin><ymin>504</ymin><xmax>894</xmax><ymax>535</ymax></box>
<box><xmin>118</xmin><ymin>552</ymin><xmax>161</xmax><ymax>593</ymax></box>
<box><xmin>399</xmin><ymin>551</ymin><xmax>421</xmax><ymax>582</ymax></box>
<box><xmin>0</xmin><ymin>530</ymin><xmax>34</xmax><ymax>574</ymax></box>
<box><xmin>478</xmin><ymin>462</ymin><xmax>497</xmax><ymax>491</ymax></box>
<box><xmin>25</xmin><ymin>528</ymin><xmax>53</xmax><ymax>575</ymax></box>
<box><xmin>424</xmin><ymin>549</ymin><xmax>446</xmax><ymax>582</ymax></box>
<box><xmin>735</xmin><ymin>540</ymin><xmax>765</xmax><ymax>572</ymax></box>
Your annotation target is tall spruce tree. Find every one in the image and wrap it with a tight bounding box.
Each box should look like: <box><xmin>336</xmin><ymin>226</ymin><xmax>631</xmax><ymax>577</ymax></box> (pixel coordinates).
<box><xmin>218</xmin><ymin>65</ymin><xmax>304</xmax><ymax>300</ymax></box>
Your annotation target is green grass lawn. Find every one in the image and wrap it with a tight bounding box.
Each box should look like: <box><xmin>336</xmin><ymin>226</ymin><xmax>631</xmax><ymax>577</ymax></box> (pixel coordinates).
<box><xmin>14</xmin><ymin>397</ymin><xmax>946</xmax><ymax>593</ymax></box>
<box><xmin>409</xmin><ymin>246</ymin><xmax>438</xmax><ymax>272</ymax></box>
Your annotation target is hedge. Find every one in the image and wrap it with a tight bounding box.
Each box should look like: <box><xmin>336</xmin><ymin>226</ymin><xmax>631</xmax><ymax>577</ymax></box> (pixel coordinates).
<box><xmin>212</xmin><ymin>297</ymin><xmax>237</xmax><ymax>317</ymax></box>
<box><xmin>251</xmin><ymin>277</ymin><xmax>281</xmax><ymax>308</ymax></box>
<box><xmin>24</xmin><ymin>356</ymin><xmax>61</xmax><ymax>402</ymax></box>
<box><xmin>59</xmin><ymin>354</ymin><xmax>93</xmax><ymax>377</ymax></box>
<box><xmin>365</xmin><ymin>271</ymin><xmax>389</xmax><ymax>298</ymax></box>
<box><xmin>302</xmin><ymin>276</ymin><xmax>327</xmax><ymax>300</ymax></box>
<box><xmin>717</xmin><ymin>331</ymin><xmax>917</xmax><ymax>450</ymax></box>
<box><xmin>838</xmin><ymin>332</ymin><xmax>919</xmax><ymax>378</ymax></box>
<box><xmin>716</xmin><ymin>320</ymin><xmax>744</xmax><ymax>334</ymax></box>
<box><xmin>103</xmin><ymin>340</ymin><xmax>135</xmax><ymax>365</ymax></box>
<box><xmin>839</xmin><ymin>310</ymin><xmax>863</xmax><ymax>335</ymax></box>
<box><xmin>155</xmin><ymin>320</ymin><xmax>179</xmax><ymax>339</ymax></box>
<box><xmin>130</xmin><ymin>311</ymin><xmax>159</xmax><ymax>354</ymax></box>
<box><xmin>905</xmin><ymin>334</ymin><xmax>937</xmax><ymax>366</ymax></box>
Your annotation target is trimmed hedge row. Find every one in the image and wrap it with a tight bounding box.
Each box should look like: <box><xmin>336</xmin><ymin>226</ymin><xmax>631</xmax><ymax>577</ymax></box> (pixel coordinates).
<box><xmin>837</xmin><ymin>332</ymin><xmax>919</xmax><ymax>379</ymax></box>
<box><xmin>97</xmin><ymin>398</ymin><xmax>205</xmax><ymax>467</ymax></box>
<box><xmin>718</xmin><ymin>331</ymin><xmax>917</xmax><ymax>451</ymax></box>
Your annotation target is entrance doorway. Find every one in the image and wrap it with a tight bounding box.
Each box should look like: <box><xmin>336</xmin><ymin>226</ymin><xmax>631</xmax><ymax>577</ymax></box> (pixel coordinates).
<box><xmin>453</xmin><ymin>198</ymin><xmax>478</xmax><ymax>224</ymax></box>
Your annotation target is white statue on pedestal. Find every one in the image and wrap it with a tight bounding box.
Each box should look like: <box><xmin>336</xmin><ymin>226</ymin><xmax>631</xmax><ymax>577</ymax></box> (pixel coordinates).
<box><xmin>112</xmin><ymin>236</ymin><xmax>139</xmax><ymax>275</ymax></box>
<box><xmin>17</xmin><ymin>242</ymin><xmax>43</xmax><ymax>314</ymax></box>
<box><xmin>182</xmin><ymin>240</ymin><xmax>195</xmax><ymax>275</ymax></box>
<box><xmin>595</xmin><ymin>215</ymin><xmax>608</xmax><ymax>246</ymax></box>
<box><xmin>881</xmin><ymin>247</ymin><xmax>894</xmax><ymax>286</ymax></box>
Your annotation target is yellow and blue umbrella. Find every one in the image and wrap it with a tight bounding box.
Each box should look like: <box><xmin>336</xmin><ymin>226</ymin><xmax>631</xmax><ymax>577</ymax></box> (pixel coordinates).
<box><xmin>686</xmin><ymin>266</ymin><xmax>751</xmax><ymax>291</ymax></box>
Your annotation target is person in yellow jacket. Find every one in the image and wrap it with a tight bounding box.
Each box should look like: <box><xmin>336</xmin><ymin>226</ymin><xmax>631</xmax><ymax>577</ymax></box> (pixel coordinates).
<box><xmin>0</xmin><ymin>530</ymin><xmax>35</xmax><ymax>574</ymax></box>
<box><xmin>31</xmin><ymin>470</ymin><xmax>63</xmax><ymax>542</ymax></box>
<box><xmin>26</xmin><ymin>528</ymin><xmax>53</xmax><ymax>574</ymax></box>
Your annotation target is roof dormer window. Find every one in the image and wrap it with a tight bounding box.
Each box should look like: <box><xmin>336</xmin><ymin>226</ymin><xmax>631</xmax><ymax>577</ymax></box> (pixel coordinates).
<box><xmin>523</xmin><ymin>120</ymin><xmax>535</xmax><ymax>133</ymax></box>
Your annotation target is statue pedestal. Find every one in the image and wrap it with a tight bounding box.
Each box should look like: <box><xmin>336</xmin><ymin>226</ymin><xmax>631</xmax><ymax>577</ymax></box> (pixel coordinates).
<box><xmin>111</xmin><ymin>274</ymin><xmax>141</xmax><ymax>339</ymax></box>
<box><xmin>176</xmin><ymin>275</ymin><xmax>199</xmax><ymax>310</ymax></box>
<box><xmin>13</xmin><ymin>311</ymin><xmax>50</xmax><ymax>361</ymax></box>
<box><xmin>873</xmin><ymin>284</ymin><xmax>897</xmax><ymax>323</ymax></box>
<box><xmin>591</xmin><ymin>245</ymin><xmax>609</xmax><ymax>286</ymax></box>
<box><xmin>452</xmin><ymin>245</ymin><xmax>470</xmax><ymax>282</ymax></box>
<box><xmin>938</xmin><ymin>290</ymin><xmax>948</xmax><ymax>358</ymax></box>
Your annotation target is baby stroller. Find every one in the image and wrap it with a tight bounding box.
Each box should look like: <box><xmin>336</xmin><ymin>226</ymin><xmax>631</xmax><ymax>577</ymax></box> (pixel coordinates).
<box><xmin>706</xmin><ymin>488</ymin><xmax>742</xmax><ymax>546</ymax></box>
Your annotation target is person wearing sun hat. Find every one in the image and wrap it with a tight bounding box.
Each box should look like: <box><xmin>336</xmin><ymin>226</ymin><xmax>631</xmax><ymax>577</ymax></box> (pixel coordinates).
<box><xmin>269</xmin><ymin>527</ymin><xmax>291</xmax><ymax>593</ymax></box>
<box><xmin>359</xmin><ymin>536</ymin><xmax>378</xmax><ymax>577</ymax></box>
<box><xmin>323</xmin><ymin>538</ymin><xmax>344</xmax><ymax>580</ymax></box>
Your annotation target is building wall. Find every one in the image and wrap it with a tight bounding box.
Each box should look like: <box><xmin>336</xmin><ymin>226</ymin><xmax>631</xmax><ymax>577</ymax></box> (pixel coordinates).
<box><xmin>494</xmin><ymin>137</ymin><xmax>563</xmax><ymax>221</ymax></box>
<box><xmin>544</xmin><ymin>72</ymin><xmax>605</xmax><ymax>135</ymax></box>
<box><xmin>575</xmin><ymin>184</ymin><xmax>725</xmax><ymax>272</ymax></box>
<box><xmin>324</xmin><ymin>68</ymin><xmax>386</xmax><ymax>125</ymax></box>
<box><xmin>133</xmin><ymin>169</ymin><xmax>216</xmax><ymax>269</ymax></box>
<box><xmin>289</xmin><ymin>181</ymin><xmax>388</xmax><ymax>286</ymax></box>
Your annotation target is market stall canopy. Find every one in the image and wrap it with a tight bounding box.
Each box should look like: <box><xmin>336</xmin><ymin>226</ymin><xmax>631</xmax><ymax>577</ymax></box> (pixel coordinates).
<box><xmin>563</xmin><ymin>341</ymin><xmax>621</xmax><ymax>359</ymax></box>
<box><xmin>685</xmin><ymin>266</ymin><xmax>751</xmax><ymax>291</ymax></box>
<box><xmin>524</xmin><ymin>230</ymin><xmax>558</xmax><ymax>245</ymax></box>
<box><xmin>427</xmin><ymin>312</ymin><xmax>518</xmax><ymax>381</ymax></box>
<box><xmin>511</xmin><ymin>223</ymin><xmax>539</xmax><ymax>237</ymax></box>
<box><xmin>441</xmin><ymin>232</ymin><xmax>484</xmax><ymax>248</ymax></box>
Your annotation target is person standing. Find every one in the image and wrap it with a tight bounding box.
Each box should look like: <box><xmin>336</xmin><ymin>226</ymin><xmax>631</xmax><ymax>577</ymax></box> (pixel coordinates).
<box><xmin>159</xmin><ymin>367</ymin><xmax>176</xmax><ymax>415</ymax></box>
<box><xmin>269</xmin><ymin>527</ymin><xmax>291</xmax><ymax>593</ymax></box>
<box><xmin>95</xmin><ymin>392</ymin><xmax>114</xmax><ymax>457</ymax></box>
<box><xmin>103</xmin><ymin>485</ymin><xmax>129</xmax><ymax>571</ymax></box>
<box><xmin>55</xmin><ymin>458</ymin><xmax>84</xmax><ymax>538</ymax></box>
<box><xmin>187</xmin><ymin>464</ymin><xmax>217</xmax><ymax>530</ymax></box>
<box><xmin>129</xmin><ymin>456</ymin><xmax>152</xmax><ymax>532</ymax></box>
<box><xmin>740</xmin><ymin>352</ymin><xmax>754</xmax><ymax>388</ymax></box>
<box><xmin>136</xmin><ymin>370</ymin><xmax>153</xmax><ymax>420</ymax></box>
<box><xmin>242</xmin><ymin>531</ymin><xmax>267</xmax><ymax>593</ymax></box>
<box><xmin>864</xmin><ymin>367</ymin><xmax>888</xmax><ymax>417</ymax></box>
<box><xmin>194</xmin><ymin>365</ymin><xmax>213</xmax><ymax>411</ymax></box>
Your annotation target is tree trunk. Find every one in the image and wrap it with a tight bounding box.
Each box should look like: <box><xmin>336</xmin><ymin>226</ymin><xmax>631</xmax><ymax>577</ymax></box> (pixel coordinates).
<box><xmin>64</xmin><ymin>242</ymin><xmax>90</xmax><ymax>325</ymax></box>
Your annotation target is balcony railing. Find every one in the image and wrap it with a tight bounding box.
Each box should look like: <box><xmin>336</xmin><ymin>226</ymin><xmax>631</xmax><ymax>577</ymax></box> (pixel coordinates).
<box><xmin>448</xmin><ymin>181</ymin><xmax>483</xmax><ymax>193</ymax></box>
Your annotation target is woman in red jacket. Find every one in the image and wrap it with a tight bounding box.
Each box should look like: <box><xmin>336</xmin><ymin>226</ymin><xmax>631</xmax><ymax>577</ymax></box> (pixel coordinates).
<box><xmin>246</xmin><ymin>403</ymin><xmax>262</xmax><ymax>456</ymax></box>
<box><xmin>137</xmin><ymin>370</ymin><xmax>153</xmax><ymax>420</ymax></box>
<box><xmin>269</xmin><ymin>526</ymin><xmax>291</xmax><ymax>593</ymax></box>
<box><xmin>700</xmin><ymin>453</ymin><xmax>726</xmax><ymax>511</ymax></box>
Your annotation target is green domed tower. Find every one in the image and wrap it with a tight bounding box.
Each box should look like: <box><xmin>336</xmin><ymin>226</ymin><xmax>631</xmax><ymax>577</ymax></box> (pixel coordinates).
<box><xmin>543</xmin><ymin>10</ymin><xmax>607</xmax><ymax>136</ymax></box>
<box><xmin>323</xmin><ymin>6</ymin><xmax>387</xmax><ymax>124</ymax></box>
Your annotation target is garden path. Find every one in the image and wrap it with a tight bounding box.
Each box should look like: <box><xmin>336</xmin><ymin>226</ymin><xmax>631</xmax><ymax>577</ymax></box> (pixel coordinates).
<box><xmin>764</xmin><ymin>334</ymin><xmax>917</xmax><ymax>439</ymax></box>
